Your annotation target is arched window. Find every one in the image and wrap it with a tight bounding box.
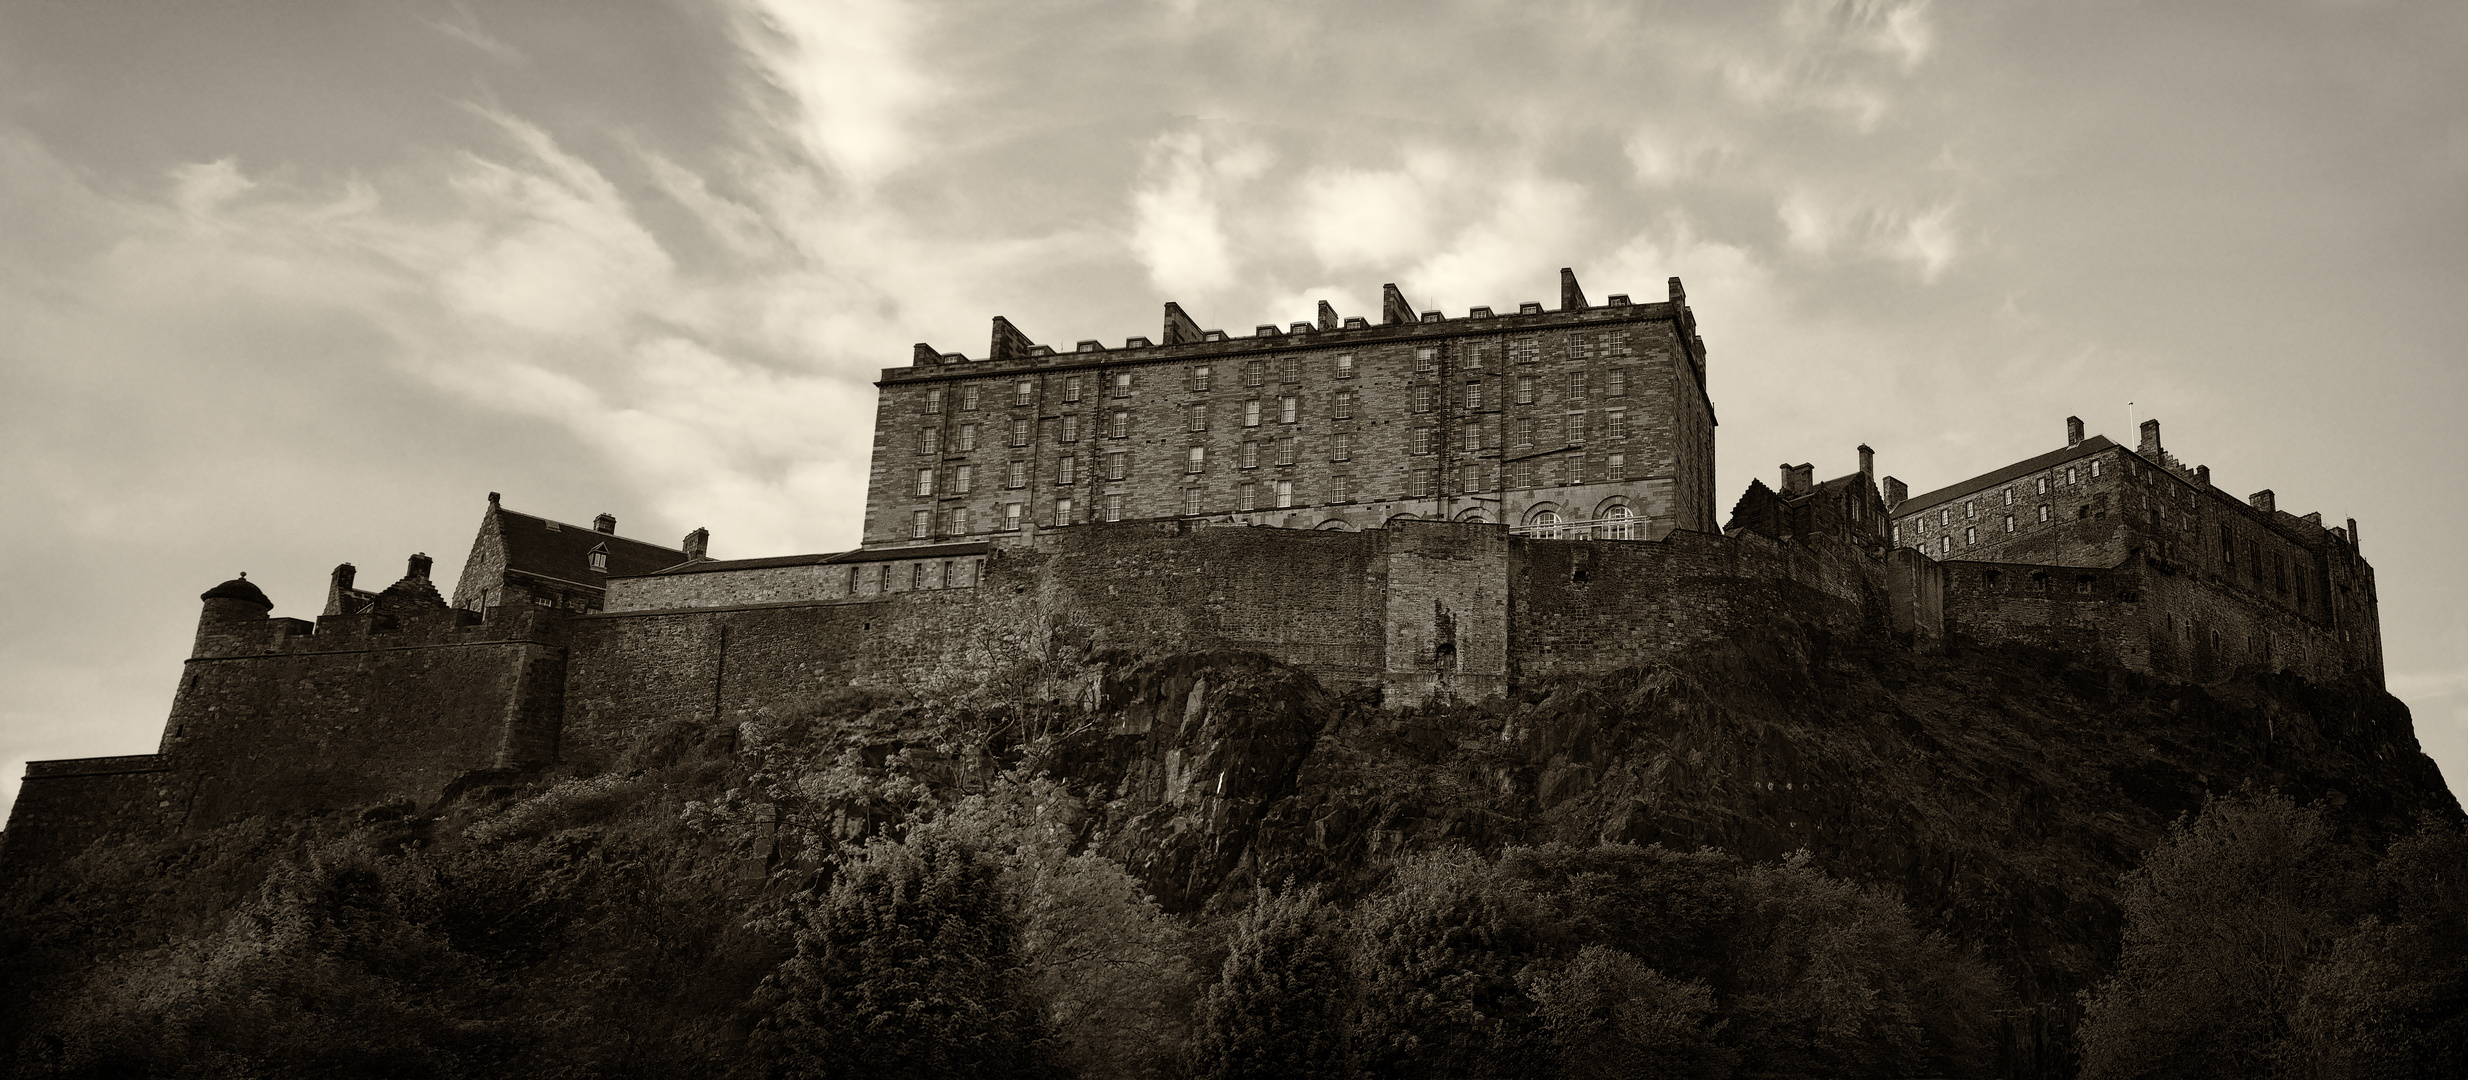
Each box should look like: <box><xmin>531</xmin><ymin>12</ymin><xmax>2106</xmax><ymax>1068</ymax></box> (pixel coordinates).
<box><xmin>1531</xmin><ymin>510</ymin><xmax>1561</xmax><ymax>539</ymax></box>
<box><xmin>1603</xmin><ymin>505</ymin><xmax>1634</xmax><ymax>540</ymax></box>
<box><xmin>588</xmin><ymin>543</ymin><xmax>608</xmax><ymax>573</ymax></box>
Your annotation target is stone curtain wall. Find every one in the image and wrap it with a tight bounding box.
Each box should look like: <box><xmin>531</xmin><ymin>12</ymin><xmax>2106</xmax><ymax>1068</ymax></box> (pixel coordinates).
<box><xmin>0</xmin><ymin>757</ymin><xmax>185</xmax><ymax>885</ymax></box>
<box><xmin>162</xmin><ymin>609</ymin><xmax>570</xmax><ymax>830</ymax></box>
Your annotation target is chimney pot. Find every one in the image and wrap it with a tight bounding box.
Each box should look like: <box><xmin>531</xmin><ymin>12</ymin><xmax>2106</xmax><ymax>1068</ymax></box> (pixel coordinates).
<box><xmin>593</xmin><ymin>513</ymin><xmax>616</xmax><ymax>534</ymax></box>
<box><xmin>1857</xmin><ymin>444</ymin><xmax>1875</xmax><ymax>480</ymax></box>
<box><xmin>2066</xmin><ymin>416</ymin><xmax>2085</xmax><ymax>447</ymax></box>
<box><xmin>407</xmin><ymin>553</ymin><xmax>433</xmax><ymax>580</ymax></box>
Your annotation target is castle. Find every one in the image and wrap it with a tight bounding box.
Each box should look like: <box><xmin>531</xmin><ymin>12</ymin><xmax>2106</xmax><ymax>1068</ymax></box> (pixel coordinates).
<box><xmin>0</xmin><ymin>269</ymin><xmax>2383</xmax><ymax>879</ymax></box>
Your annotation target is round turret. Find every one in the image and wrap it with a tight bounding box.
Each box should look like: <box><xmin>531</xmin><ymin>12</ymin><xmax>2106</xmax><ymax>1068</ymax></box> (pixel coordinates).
<box><xmin>200</xmin><ymin>575</ymin><xmax>272</xmax><ymax>609</ymax></box>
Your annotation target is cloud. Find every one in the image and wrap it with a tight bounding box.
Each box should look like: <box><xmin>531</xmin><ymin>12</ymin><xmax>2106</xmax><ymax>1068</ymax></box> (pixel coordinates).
<box><xmin>1130</xmin><ymin>129</ymin><xmax>1270</xmax><ymax>300</ymax></box>
<box><xmin>735</xmin><ymin>0</ymin><xmax>943</xmax><ymax>190</ymax></box>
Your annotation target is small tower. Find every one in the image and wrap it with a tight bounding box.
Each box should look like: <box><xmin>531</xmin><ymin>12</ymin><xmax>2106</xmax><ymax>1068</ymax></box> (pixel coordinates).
<box><xmin>194</xmin><ymin>574</ymin><xmax>272</xmax><ymax>658</ymax></box>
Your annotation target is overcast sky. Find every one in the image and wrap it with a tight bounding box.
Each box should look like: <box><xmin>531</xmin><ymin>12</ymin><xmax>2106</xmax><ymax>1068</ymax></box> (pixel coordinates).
<box><xmin>4</xmin><ymin>0</ymin><xmax>2464</xmax><ymax>812</ymax></box>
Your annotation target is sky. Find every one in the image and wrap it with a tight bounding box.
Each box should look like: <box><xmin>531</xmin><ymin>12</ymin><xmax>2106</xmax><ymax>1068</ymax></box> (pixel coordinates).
<box><xmin>3</xmin><ymin>0</ymin><xmax>2464</xmax><ymax>813</ymax></box>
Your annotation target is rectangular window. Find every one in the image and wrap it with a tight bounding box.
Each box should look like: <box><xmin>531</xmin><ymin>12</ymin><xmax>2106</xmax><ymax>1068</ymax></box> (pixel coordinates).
<box><xmin>1940</xmin><ymin>536</ymin><xmax>1950</xmax><ymax>555</ymax></box>
<box><xmin>1277</xmin><ymin>437</ymin><xmax>1296</xmax><ymax>466</ymax></box>
<box><xmin>926</xmin><ymin>388</ymin><xmax>945</xmax><ymax>415</ymax></box>
<box><xmin>960</xmin><ymin>424</ymin><xmax>978</xmax><ymax>451</ymax></box>
<box><xmin>1241</xmin><ymin>442</ymin><xmax>1259</xmax><ymax>469</ymax></box>
<box><xmin>2004</xmin><ymin>514</ymin><xmax>2015</xmax><ymax>533</ymax></box>
<box><xmin>1111</xmin><ymin>410</ymin><xmax>1128</xmax><ymax>438</ymax></box>
<box><xmin>1005</xmin><ymin>502</ymin><xmax>1022</xmax><ymax>531</ymax></box>
<box><xmin>1244</xmin><ymin>399</ymin><xmax>1262</xmax><ymax>427</ymax></box>
<box><xmin>1006</xmin><ymin>460</ymin><xmax>1025</xmax><ymax>488</ymax></box>
<box><xmin>1187</xmin><ymin>446</ymin><xmax>1204</xmax><ymax>473</ymax></box>
<box><xmin>912</xmin><ymin>563</ymin><xmax>925</xmax><ymax>589</ymax></box>
<box><xmin>1281</xmin><ymin>355</ymin><xmax>1301</xmax><ymax>384</ymax></box>
<box><xmin>962</xmin><ymin>385</ymin><xmax>981</xmax><ymax>411</ymax></box>
<box><xmin>1517</xmin><ymin>376</ymin><xmax>1535</xmax><ymax>405</ymax></box>
<box><xmin>1275</xmin><ymin>479</ymin><xmax>1293</xmax><ymax>508</ymax></box>
<box><xmin>2039</xmin><ymin>504</ymin><xmax>2051</xmax><ymax>522</ymax></box>
<box><xmin>1244</xmin><ymin>361</ymin><xmax>1264</xmax><ymax>387</ymax></box>
<box><xmin>1281</xmin><ymin>395</ymin><xmax>1298</xmax><ymax>424</ymax></box>
<box><xmin>1186</xmin><ymin>489</ymin><xmax>1203</xmax><ymax>517</ymax></box>
<box><xmin>2037</xmin><ymin>477</ymin><xmax>2049</xmax><ymax>494</ymax></box>
<box><xmin>1054</xmin><ymin>497</ymin><xmax>1073</xmax><ymax>526</ymax></box>
<box><xmin>1014</xmin><ymin>380</ymin><xmax>1034</xmax><ymax>406</ymax></box>
<box><xmin>1608</xmin><ymin>453</ymin><xmax>1626</xmax><ymax>481</ymax></box>
<box><xmin>1105</xmin><ymin>493</ymin><xmax>1125</xmax><ymax>521</ymax></box>
<box><xmin>1463</xmin><ymin>421</ymin><xmax>1481</xmax><ymax>452</ymax></box>
<box><xmin>1415</xmin><ymin>346</ymin><xmax>1436</xmax><ymax>372</ymax></box>
<box><xmin>1334</xmin><ymin>390</ymin><xmax>1354</xmax><ymax>419</ymax></box>
<box><xmin>951</xmin><ymin>508</ymin><xmax>970</xmax><ymax>535</ymax></box>
<box><xmin>1057</xmin><ymin>454</ymin><xmax>1076</xmax><ymax>485</ymax></box>
<box><xmin>1412</xmin><ymin>469</ymin><xmax>1437</xmax><ymax>497</ymax></box>
<box><xmin>1188</xmin><ymin>404</ymin><xmax>1208</xmax><ymax>432</ymax></box>
<box><xmin>1333</xmin><ymin>433</ymin><xmax>1353</xmax><ymax>461</ymax></box>
<box><xmin>1966</xmin><ymin>500</ymin><xmax>1977</xmax><ymax>520</ymax></box>
<box><xmin>1466</xmin><ymin>342</ymin><xmax>1488</xmax><ymax>371</ymax></box>
<box><xmin>2066</xmin><ymin>466</ymin><xmax>2079</xmax><ymax>485</ymax></box>
<box><xmin>1190</xmin><ymin>365</ymin><xmax>1211</xmax><ymax>391</ymax></box>
<box><xmin>1106</xmin><ymin>451</ymin><xmax>1127</xmax><ymax>480</ymax></box>
<box><xmin>1412</xmin><ymin>428</ymin><xmax>1435</xmax><ymax>455</ymax></box>
<box><xmin>1113</xmin><ymin>372</ymin><xmax>1132</xmax><ymax>396</ymax></box>
<box><xmin>2003</xmin><ymin>487</ymin><xmax>2013</xmax><ymax>506</ymax></box>
<box><xmin>1516</xmin><ymin>417</ymin><xmax>1533</xmax><ymax>446</ymax></box>
<box><xmin>920</xmin><ymin>428</ymin><xmax>940</xmax><ymax>454</ymax></box>
<box><xmin>1413</xmin><ymin>385</ymin><xmax>1434</xmax><ymax>413</ymax></box>
<box><xmin>1467</xmin><ymin>381</ymin><xmax>1484</xmax><ymax>410</ymax></box>
<box><xmin>2090</xmin><ymin>459</ymin><xmax>2102</xmax><ymax>478</ymax></box>
<box><xmin>1608</xmin><ymin>369</ymin><xmax>1627</xmax><ymax>397</ymax></box>
<box><xmin>1238</xmin><ymin>483</ymin><xmax>1256</xmax><ymax>511</ymax></box>
<box><xmin>1569</xmin><ymin>372</ymin><xmax>1587</xmax><ymax>405</ymax></box>
<box><xmin>1608</xmin><ymin>411</ymin><xmax>1627</xmax><ymax>440</ymax></box>
<box><xmin>1063</xmin><ymin>376</ymin><xmax>1081</xmax><ymax>402</ymax></box>
<box><xmin>915</xmin><ymin>468</ymin><xmax>935</xmax><ymax>496</ymax></box>
<box><xmin>1462</xmin><ymin>463</ymin><xmax>1481</xmax><ymax>493</ymax></box>
<box><xmin>911</xmin><ymin>509</ymin><xmax>931</xmax><ymax>538</ymax></box>
<box><xmin>954</xmin><ymin>464</ymin><xmax>973</xmax><ymax>493</ymax></box>
<box><xmin>1335</xmin><ymin>475</ymin><xmax>1352</xmax><ymax>502</ymax></box>
<box><xmin>1061</xmin><ymin>415</ymin><xmax>1079</xmax><ymax>443</ymax></box>
<box><xmin>877</xmin><ymin>564</ymin><xmax>890</xmax><ymax>591</ymax></box>
<box><xmin>1010</xmin><ymin>418</ymin><xmax>1030</xmax><ymax>446</ymax></box>
<box><xmin>1965</xmin><ymin>525</ymin><xmax>1976</xmax><ymax>545</ymax></box>
<box><xmin>1335</xmin><ymin>353</ymin><xmax>1355</xmax><ymax>378</ymax></box>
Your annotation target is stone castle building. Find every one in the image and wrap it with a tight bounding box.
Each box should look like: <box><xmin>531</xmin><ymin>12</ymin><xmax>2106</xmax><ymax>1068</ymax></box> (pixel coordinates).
<box><xmin>0</xmin><ymin>269</ymin><xmax>2384</xmax><ymax>880</ymax></box>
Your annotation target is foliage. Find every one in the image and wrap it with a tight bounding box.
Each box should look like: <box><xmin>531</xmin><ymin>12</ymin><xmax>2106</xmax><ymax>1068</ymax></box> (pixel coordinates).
<box><xmin>1189</xmin><ymin>883</ymin><xmax>1347</xmax><ymax>1080</ymax></box>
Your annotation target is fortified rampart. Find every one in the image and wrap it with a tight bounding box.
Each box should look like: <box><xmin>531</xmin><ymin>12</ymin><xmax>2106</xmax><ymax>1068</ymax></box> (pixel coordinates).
<box><xmin>0</xmin><ymin>272</ymin><xmax>2389</xmax><ymax>886</ymax></box>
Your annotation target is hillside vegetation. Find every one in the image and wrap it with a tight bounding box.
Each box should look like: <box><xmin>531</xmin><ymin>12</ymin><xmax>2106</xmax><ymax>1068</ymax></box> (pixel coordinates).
<box><xmin>2</xmin><ymin>618</ymin><xmax>2458</xmax><ymax>1078</ymax></box>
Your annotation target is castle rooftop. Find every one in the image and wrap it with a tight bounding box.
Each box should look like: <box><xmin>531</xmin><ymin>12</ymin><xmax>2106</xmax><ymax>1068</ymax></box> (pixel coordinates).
<box><xmin>1896</xmin><ymin>435</ymin><xmax>2121</xmax><ymax>515</ymax></box>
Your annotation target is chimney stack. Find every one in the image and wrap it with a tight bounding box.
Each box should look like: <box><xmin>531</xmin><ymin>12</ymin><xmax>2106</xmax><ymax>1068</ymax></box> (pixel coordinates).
<box><xmin>1780</xmin><ymin>463</ymin><xmax>1814</xmax><ymax>496</ymax></box>
<box><xmin>1857</xmin><ymin>444</ymin><xmax>1875</xmax><ymax>481</ymax></box>
<box><xmin>2249</xmin><ymin>490</ymin><xmax>2275</xmax><ymax>513</ymax></box>
<box><xmin>2138</xmin><ymin>419</ymin><xmax>2162</xmax><ymax>456</ymax></box>
<box><xmin>593</xmin><ymin>513</ymin><xmax>616</xmax><ymax>534</ymax></box>
<box><xmin>1883</xmin><ymin>476</ymin><xmax>1908</xmax><ymax>509</ymax></box>
<box><xmin>1317</xmin><ymin>300</ymin><xmax>1339</xmax><ymax>331</ymax></box>
<box><xmin>407</xmin><ymin>552</ymin><xmax>433</xmax><ymax>580</ymax></box>
<box><xmin>2066</xmin><ymin>416</ymin><xmax>2084</xmax><ymax>447</ymax></box>
<box><xmin>1559</xmin><ymin>267</ymin><xmax>1588</xmax><ymax>311</ymax></box>
<box><xmin>2195</xmin><ymin>465</ymin><xmax>2210</xmax><ymax>488</ymax></box>
<box><xmin>2347</xmin><ymin>517</ymin><xmax>2360</xmax><ymax>550</ymax></box>
<box><xmin>682</xmin><ymin>527</ymin><xmax>710</xmax><ymax>560</ymax></box>
<box><xmin>331</xmin><ymin>563</ymin><xmax>356</xmax><ymax>592</ymax></box>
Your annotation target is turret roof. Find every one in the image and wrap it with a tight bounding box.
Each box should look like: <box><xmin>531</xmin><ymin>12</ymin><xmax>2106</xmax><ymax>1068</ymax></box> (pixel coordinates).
<box><xmin>200</xmin><ymin>576</ymin><xmax>272</xmax><ymax>608</ymax></box>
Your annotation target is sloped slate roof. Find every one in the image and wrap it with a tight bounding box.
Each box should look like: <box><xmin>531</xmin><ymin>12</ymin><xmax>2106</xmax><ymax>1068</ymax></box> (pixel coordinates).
<box><xmin>1896</xmin><ymin>436</ymin><xmax>2118</xmax><ymax>516</ymax></box>
<box><xmin>494</xmin><ymin>508</ymin><xmax>689</xmax><ymax>585</ymax></box>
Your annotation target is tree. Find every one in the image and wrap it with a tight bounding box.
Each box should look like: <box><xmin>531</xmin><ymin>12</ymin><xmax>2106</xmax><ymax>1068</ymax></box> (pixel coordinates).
<box><xmin>1517</xmin><ymin>944</ymin><xmax>1732</xmax><ymax>1080</ymax></box>
<box><xmin>1190</xmin><ymin>884</ymin><xmax>1347</xmax><ymax>1080</ymax></box>
<box><xmin>1347</xmin><ymin>848</ymin><xmax>1546</xmax><ymax>1079</ymax></box>
<box><xmin>749</xmin><ymin>831</ymin><xmax>1050</xmax><ymax>1080</ymax></box>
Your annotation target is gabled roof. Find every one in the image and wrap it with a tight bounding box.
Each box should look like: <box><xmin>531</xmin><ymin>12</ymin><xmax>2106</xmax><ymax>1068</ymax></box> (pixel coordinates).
<box><xmin>1895</xmin><ymin>436</ymin><xmax>2118</xmax><ymax>516</ymax></box>
<box><xmin>492</xmin><ymin>508</ymin><xmax>689</xmax><ymax>587</ymax></box>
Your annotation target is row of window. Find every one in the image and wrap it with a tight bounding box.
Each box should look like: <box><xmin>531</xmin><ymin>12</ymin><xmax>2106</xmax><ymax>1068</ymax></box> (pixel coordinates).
<box><xmin>903</xmin><ymin>487</ymin><xmax>1643</xmax><ymax>540</ymax></box>
<box><xmin>919</xmin><ymin>355</ymin><xmax>1637</xmax><ymax>416</ymax></box>
<box><xmin>847</xmin><ymin>559</ymin><xmax>978</xmax><ymax>593</ymax></box>
<box><xmin>917</xmin><ymin>446</ymin><xmax>1634</xmax><ymax>498</ymax></box>
<box><xmin>919</xmin><ymin>406</ymin><xmax>1636</xmax><ymax>459</ymax></box>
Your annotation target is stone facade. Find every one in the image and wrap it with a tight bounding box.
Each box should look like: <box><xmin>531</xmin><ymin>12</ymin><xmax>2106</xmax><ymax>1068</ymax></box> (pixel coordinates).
<box><xmin>3</xmin><ymin>276</ymin><xmax>2392</xmax><ymax>884</ymax></box>
<box><xmin>861</xmin><ymin>270</ymin><xmax>1717</xmax><ymax>549</ymax></box>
